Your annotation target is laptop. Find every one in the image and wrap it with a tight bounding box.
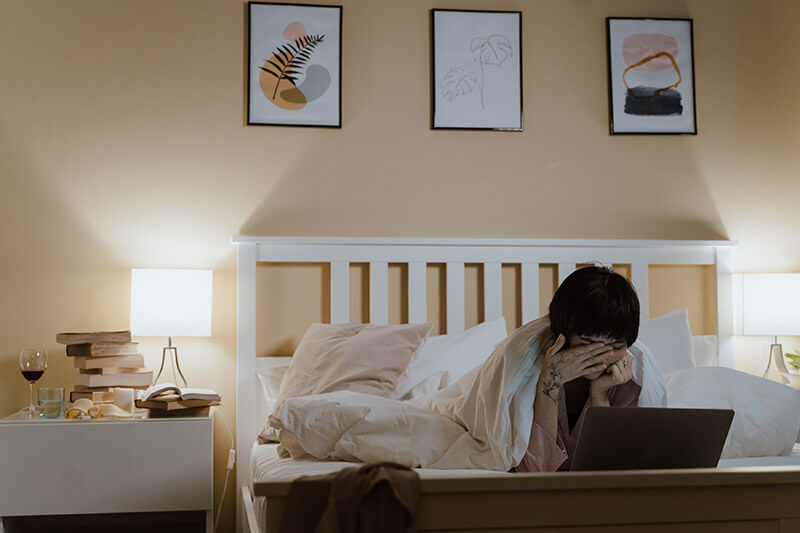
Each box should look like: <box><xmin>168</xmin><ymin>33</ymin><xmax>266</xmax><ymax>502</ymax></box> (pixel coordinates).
<box><xmin>570</xmin><ymin>407</ymin><xmax>734</xmax><ymax>471</ymax></box>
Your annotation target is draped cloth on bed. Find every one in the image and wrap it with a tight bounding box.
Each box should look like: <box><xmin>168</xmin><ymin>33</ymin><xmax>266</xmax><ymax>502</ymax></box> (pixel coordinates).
<box><xmin>271</xmin><ymin>316</ymin><xmax>666</xmax><ymax>471</ymax></box>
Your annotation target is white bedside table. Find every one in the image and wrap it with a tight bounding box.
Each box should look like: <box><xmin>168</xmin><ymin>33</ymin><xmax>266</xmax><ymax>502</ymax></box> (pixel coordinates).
<box><xmin>0</xmin><ymin>416</ymin><xmax>213</xmax><ymax>532</ymax></box>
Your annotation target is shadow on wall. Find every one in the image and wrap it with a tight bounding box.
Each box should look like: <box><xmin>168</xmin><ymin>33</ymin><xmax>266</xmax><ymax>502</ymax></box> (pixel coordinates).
<box><xmin>237</xmin><ymin>125</ymin><xmax>730</xmax><ymax>243</ymax></box>
<box><xmin>690</xmin><ymin>1</ymin><xmax>800</xmax><ymax>271</ymax></box>
<box><xmin>0</xmin><ymin>131</ymin><xmax>127</xmax><ymax>416</ymax></box>
<box><xmin>239</xmin><ymin>132</ymin><xmax>375</xmax><ymax>236</ymax></box>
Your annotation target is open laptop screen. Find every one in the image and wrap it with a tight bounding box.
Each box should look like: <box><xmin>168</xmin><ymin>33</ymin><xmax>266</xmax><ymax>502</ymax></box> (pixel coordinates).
<box><xmin>570</xmin><ymin>407</ymin><xmax>734</xmax><ymax>471</ymax></box>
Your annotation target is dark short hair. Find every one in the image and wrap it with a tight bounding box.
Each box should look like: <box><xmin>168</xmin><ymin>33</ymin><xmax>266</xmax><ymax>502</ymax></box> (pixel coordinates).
<box><xmin>548</xmin><ymin>266</ymin><xmax>640</xmax><ymax>346</ymax></box>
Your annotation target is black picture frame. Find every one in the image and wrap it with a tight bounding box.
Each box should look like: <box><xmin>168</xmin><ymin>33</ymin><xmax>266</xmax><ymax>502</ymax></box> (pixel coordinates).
<box><xmin>247</xmin><ymin>2</ymin><xmax>342</xmax><ymax>128</ymax></box>
<box><xmin>606</xmin><ymin>17</ymin><xmax>697</xmax><ymax>135</ymax></box>
<box><xmin>431</xmin><ymin>9</ymin><xmax>523</xmax><ymax>131</ymax></box>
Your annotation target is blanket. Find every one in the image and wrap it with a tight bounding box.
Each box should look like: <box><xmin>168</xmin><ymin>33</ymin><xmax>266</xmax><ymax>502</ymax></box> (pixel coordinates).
<box><xmin>271</xmin><ymin>316</ymin><xmax>666</xmax><ymax>471</ymax></box>
<box><xmin>280</xmin><ymin>462</ymin><xmax>419</xmax><ymax>533</ymax></box>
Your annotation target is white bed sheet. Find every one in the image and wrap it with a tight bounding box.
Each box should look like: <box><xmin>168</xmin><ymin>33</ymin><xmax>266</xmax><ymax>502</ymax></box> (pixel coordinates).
<box><xmin>252</xmin><ymin>442</ymin><xmax>800</xmax><ymax>484</ymax></box>
<box><xmin>250</xmin><ymin>442</ymin><xmax>509</xmax><ymax>483</ymax></box>
<box><xmin>717</xmin><ymin>442</ymin><xmax>800</xmax><ymax>467</ymax></box>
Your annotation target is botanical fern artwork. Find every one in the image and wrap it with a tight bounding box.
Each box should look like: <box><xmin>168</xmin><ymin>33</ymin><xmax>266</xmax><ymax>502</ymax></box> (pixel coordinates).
<box><xmin>259</xmin><ymin>22</ymin><xmax>328</xmax><ymax>111</ymax></box>
<box><xmin>248</xmin><ymin>4</ymin><xmax>341</xmax><ymax>127</ymax></box>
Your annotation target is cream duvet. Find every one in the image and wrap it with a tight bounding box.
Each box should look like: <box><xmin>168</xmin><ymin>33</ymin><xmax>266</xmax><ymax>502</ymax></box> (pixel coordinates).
<box><xmin>270</xmin><ymin>317</ymin><xmax>667</xmax><ymax>471</ymax></box>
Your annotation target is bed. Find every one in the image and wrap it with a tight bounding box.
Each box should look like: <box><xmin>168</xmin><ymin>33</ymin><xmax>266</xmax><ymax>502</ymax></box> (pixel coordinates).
<box><xmin>233</xmin><ymin>236</ymin><xmax>800</xmax><ymax>533</ymax></box>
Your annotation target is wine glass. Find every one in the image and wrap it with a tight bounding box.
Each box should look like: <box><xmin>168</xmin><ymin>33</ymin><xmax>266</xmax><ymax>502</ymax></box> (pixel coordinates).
<box><xmin>20</xmin><ymin>348</ymin><xmax>47</xmax><ymax>419</ymax></box>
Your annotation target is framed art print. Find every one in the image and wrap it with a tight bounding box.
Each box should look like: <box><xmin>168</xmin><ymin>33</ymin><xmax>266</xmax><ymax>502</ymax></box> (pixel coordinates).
<box><xmin>248</xmin><ymin>2</ymin><xmax>342</xmax><ymax>127</ymax></box>
<box><xmin>431</xmin><ymin>9</ymin><xmax>523</xmax><ymax>131</ymax></box>
<box><xmin>606</xmin><ymin>17</ymin><xmax>697</xmax><ymax>134</ymax></box>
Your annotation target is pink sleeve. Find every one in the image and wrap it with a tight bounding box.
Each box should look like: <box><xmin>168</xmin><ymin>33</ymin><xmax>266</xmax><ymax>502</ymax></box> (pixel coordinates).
<box><xmin>516</xmin><ymin>421</ymin><xmax>568</xmax><ymax>472</ymax></box>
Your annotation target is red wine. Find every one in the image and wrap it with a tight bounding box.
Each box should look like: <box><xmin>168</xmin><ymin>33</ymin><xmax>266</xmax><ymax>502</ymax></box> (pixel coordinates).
<box><xmin>21</xmin><ymin>370</ymin><xmax>44</xmax><ymax>382</ymax></box>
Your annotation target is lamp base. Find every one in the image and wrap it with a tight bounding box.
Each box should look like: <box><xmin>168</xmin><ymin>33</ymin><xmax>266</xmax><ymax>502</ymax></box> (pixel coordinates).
<box><xmin>153</xmin><ymin>338</ymin><xmax>188</xmax><ymax>388</ymax></box>
<box><xmin>762</xmin><ymin>339</ymin><xmax>790</xmax><ymax>385</ymax></box>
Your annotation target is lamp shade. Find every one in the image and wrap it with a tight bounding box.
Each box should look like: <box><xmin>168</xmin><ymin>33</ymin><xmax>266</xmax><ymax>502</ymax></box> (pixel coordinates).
<box><xmin>130</xmin><ymin>268</ymin><xmax>213</xmax><ymax>337</ymax></box>
<box><xmin>742</xmin><ymin>273</ymin><xmax>800</xmax><ymax>336</ymax></box>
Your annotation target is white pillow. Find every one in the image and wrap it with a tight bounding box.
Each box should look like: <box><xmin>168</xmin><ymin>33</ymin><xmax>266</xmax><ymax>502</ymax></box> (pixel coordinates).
<box><xmin>255</xmin><ymin>357</ymin><xmax>292</xmax><ymax>415</ymax></box>
<box><xmin>691</xmin><ymin>335</ymin><xmax>718</xmax><ymax>367</ymax></box>
<box><xmin>665</xmin><ymin>366</ymin><xmax>800</xmax><ymax>458</ymax></box>
<box><xmin>398</xmin><ymin>316</ymin><xmax>507</xmax><ymax>401</ymax></box>
<box><xmin>637</xmin><ymin>309</ymin><xmax>693</xmax><ymax>375</ymax></box>
<box><xmin>255</xmin><ymin>357</ymin><xmax>292</xmax><ymax>442</ymax></box>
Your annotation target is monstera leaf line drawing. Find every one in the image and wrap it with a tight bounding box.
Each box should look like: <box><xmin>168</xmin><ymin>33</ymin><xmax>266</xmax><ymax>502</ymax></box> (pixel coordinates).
<box><xmin>470</xmin><ymin>34</ymin><xmax>512</xmax><ymax>109</ymax></box>
<box><xmin>439</xmin><ymin>34</ymin><xmax>513</xmax><ymax>111</ymax></box>
<box><xmin>440</xmin><ymin>67</ymin><xmax>480</xmax><ymax>102</ymax></box>
<box><xmin>470</xmin><ymin>34</ymin><xmax>512</xmax><ymax>66</ymax></box>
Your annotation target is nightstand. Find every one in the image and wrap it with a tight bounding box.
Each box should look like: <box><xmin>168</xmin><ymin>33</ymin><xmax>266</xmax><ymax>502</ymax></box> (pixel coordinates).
<box><xmin>0</xmin><ymin>417</ymin><xmax>213</xmax><ymax>532</ymax></box>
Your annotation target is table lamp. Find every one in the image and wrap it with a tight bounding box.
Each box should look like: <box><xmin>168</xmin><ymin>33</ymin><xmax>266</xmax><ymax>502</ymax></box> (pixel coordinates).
<box><xmin>742</xmin><ymin>273</ymin><xmax>800</xmax><ymax>385</ymax></box>
<box><xmin>130</xmin><ymin>268</ymin><xmax>213</xmax><ymax>387</ymax></box>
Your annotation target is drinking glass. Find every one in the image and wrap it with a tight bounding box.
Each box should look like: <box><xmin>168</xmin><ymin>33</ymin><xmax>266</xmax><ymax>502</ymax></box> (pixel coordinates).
<box><xmin>20</xmin><ymin>348</ymin><xmax>47</xmax><ymax>419</ymax></box>
<box><xmin>38</xmin><ymin>387</ymin><xmax>65</xmax><ymax>418</ymax></box>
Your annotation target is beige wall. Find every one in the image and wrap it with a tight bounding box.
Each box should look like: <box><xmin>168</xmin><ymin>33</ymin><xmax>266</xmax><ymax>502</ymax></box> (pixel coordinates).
<box><xmin>3</xmin><ymin>0</ymin><xmax>800</xmax><ymax>530</ymax></box>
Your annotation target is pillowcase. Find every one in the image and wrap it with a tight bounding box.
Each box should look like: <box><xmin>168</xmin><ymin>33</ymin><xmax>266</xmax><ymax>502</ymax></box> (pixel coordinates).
<box><xmin>255</xmin><ymin>357</ymin><xmax>292</xmax><ymax>415</ymax></box>
<box><xmin>637</xmin><ymin>309</ymin><xmax>693</xmax><ymax>375</ymax></box>
<box><xmin>258</xmin><ymin>322</ymin><xmax>433</xmax><ymax>443</ymax></box>
<box><xmin>691</xmin><ymin>335</ymin><xmax>718</xmax><ymax>367</ymax></box>
<box><xmin>255</xmin><ymin>358</ymin><xmax>292</xmax><ymax>442</ymax></box>
<box><xmin>665</xmin><ymin>366</ymin><xmax>800</xmax><ymax>458</ymax></box>
<box><xmin>398</xmin><ymin>317</ymin><xmax>508</xmax><ymax>401</ymax></box>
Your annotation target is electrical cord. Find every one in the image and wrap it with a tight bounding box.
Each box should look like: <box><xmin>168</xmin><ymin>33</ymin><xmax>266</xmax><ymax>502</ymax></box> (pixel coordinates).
<box><xmin>213</xmin><ymin>406</ymin><xmax>235</xmax><ymax>533</ymax></box>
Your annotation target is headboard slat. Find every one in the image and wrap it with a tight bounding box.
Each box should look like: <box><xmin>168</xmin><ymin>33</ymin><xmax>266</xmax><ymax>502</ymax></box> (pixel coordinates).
<box><xmin>330</xmin><ymin>261</ymin><xmax>350</xmax><ymax>323</ymax></box>
<box><xmin>446</xmin><ymin>262</ymin><xmax>466</xmax><ymax>333</ymax></box>
<box><xmin>408</xmin><ymin>262</ymin><xmax>427</xmax><ymax>323</ymax></box>
<box><xmin>521</xmin><ymin>263</ymin><xmax>541</xmax><ymax>323</ymax></box>
<box><xmin>558</xmin><ymin>263</ymin><xmax>576</xmax><ymax>286</ymax></box>
<box><xmin>715</xmin><ymin>247</ymin><xmax>735</xmax><ymax>367</ymax></box>
<box><xmin>631</xmin><ymin>263</ymin><xmax>650</xmax><ymax>322</ymax></box>
<box><xmin>483</xmin><ymin>262</ymin><xmax>503</xmax><ymax>321</ymax></box>
<box><xmin>369</xmin><ymin>262</ymin><xmax>389</xmax><ymax>325</ymax></box>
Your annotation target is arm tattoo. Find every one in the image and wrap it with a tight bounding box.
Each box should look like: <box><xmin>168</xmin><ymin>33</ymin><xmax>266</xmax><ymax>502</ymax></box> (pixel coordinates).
<box><xmin>540</xmin><ymin>360</ymin><xmax>563</xmax><ymax>403</ymax></box>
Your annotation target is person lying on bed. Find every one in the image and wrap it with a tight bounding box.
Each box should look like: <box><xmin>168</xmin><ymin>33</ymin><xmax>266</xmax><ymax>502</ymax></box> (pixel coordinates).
<box><xmin>517</xmin><ymin>266</ymin><xmax>640</xmax><ymax>472</ymax></box>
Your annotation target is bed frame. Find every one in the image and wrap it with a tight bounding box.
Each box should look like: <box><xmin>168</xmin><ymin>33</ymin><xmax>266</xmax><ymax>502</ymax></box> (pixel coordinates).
<box><xmin>232</xmin><ymin>236</ymin><xmax>800</xmax><ymax>532</ymax></box>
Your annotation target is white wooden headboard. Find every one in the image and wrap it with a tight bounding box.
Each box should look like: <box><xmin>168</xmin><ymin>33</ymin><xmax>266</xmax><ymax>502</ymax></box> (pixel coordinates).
<box><xmin>232</xmin><ymin>236</ymin><xmax>736</xmax><ymax>530</ymax></box>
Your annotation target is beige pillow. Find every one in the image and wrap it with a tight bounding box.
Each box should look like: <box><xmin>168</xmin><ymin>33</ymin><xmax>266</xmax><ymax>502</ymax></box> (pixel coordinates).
<box><xmin>258</xmin><ymin>322</ymin><xmax>433</xmax><ymax>442</ymax></box>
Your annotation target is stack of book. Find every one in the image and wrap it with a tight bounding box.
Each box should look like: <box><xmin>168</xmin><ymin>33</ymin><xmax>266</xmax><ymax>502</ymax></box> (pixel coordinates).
<box><xmin>135</xmin><ymin>383</ymin><xmax>221</xmax><ymax>417</ymax></box>
<box><xmin>56</xmin><ymin>330</ymin><xmax>153</xmax><ymax>403</ymax></box>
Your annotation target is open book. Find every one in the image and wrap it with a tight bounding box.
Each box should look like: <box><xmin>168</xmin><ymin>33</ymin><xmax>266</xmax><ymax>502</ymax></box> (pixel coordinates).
<box><xmin>139</xmin><ymin>382</ymin><xmax>221</xmax><ymax>402</ymax></box>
